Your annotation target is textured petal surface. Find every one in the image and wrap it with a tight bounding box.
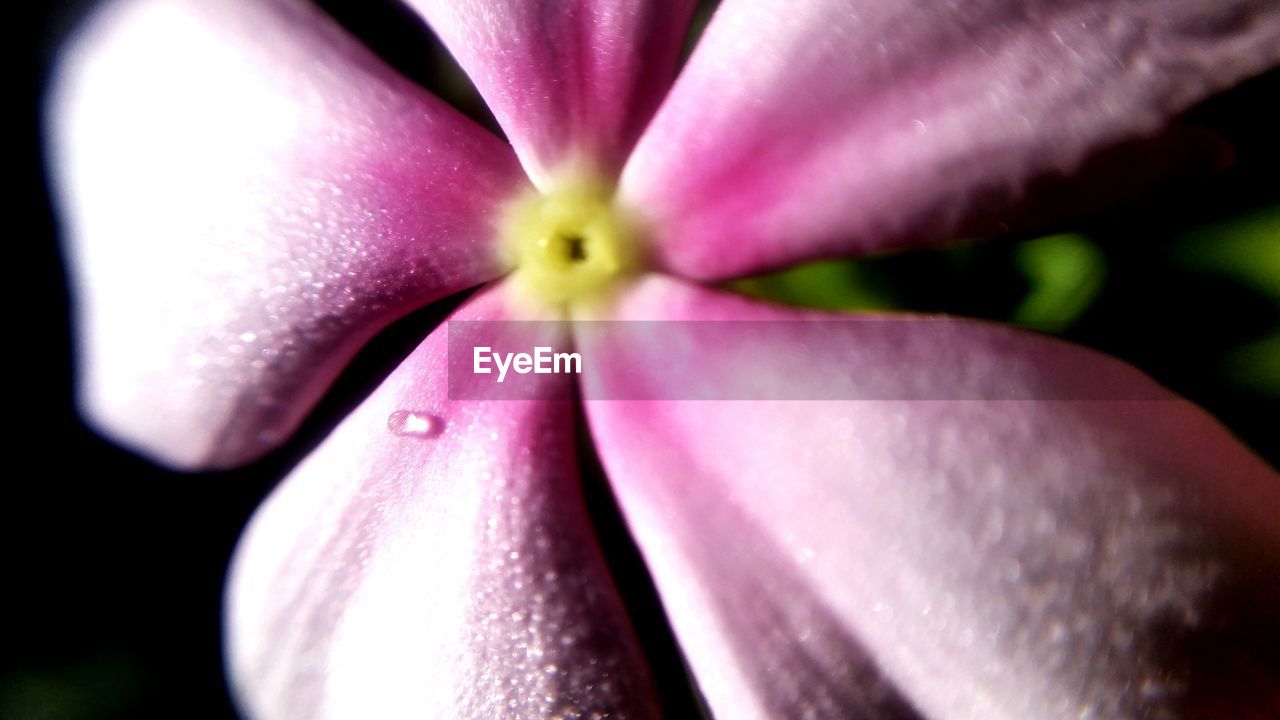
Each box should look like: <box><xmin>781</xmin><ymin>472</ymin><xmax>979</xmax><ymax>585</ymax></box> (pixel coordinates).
<box><xmin>405</xmin><ymin>0</ymin><xmax>695</xmax><ymax>187</ymax></box>
<box><xmin>227</xmin><ymin>283</ymin><xmax>658</xmax><ymax>720</ymax></box>
<box><xmin>621</xmin><ymin>0</ymin><xmax>1280</xmax><ymax>279</ymax></box>
<box><xmin>47</xmin><ymin>0</ymin><xmax>529</xmax><ymax>468</ymax></box>
<box><xmin>581</xmin><ymin>276</ymin><xmax>1280</xmax><ymax>719</ymax></box>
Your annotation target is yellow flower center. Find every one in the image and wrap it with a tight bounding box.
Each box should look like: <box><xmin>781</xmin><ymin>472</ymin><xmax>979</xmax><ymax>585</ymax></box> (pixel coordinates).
<box><xmin>501</xmin><ymin>171</ymin><xmax>638</xmax><ymax>309</ymax></box>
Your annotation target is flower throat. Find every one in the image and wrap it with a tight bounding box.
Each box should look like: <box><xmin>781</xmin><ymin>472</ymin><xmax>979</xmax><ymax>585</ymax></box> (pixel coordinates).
<box><xmin>502</xmin><ymin>171</ymin><xmax>638</xmax><ymax>308</ymax></box>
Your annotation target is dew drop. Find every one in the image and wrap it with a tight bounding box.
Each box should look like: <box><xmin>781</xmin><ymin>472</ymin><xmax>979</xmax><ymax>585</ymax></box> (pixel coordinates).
<box><xmin>387</xmin><ymin>410</ymin><xmax>443</xmax><ymax>438</ymax></box>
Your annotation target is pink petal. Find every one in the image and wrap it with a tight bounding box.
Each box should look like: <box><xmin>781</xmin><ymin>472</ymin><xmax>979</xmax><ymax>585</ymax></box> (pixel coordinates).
<box><xmin>226</xmin><ymin>282</ymin><xmax>658</xmax><ymax>720</ymax></box>
<box><xmin>620</xmin><ymin>0</ymin><xmax>1280</xmax><ymax>280</ymax></box>
<box><xmin>404</xmin><ymin>0</ymin><xmax>696</xmax><ymax>187</ymax></box>
<box><xmin>581</xmin><ymin>276</ymin><xmax>1280</xmax><ymax>719</ymax></box>
<box><xmin>47</xmin><ymin>0</ymin><xmax>530</xmax><ymax>468</ymax></box>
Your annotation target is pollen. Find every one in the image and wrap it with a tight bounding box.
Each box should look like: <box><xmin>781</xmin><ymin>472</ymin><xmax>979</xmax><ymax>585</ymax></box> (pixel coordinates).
<box><xmin>501</xmin><ymin>171</ymin><xmax>638</xmax><ymax>308</ymax></box>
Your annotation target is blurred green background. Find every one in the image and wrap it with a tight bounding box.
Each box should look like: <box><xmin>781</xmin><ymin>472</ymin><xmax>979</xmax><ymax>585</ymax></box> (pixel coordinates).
<box><xmin>732</xmin><ymin>203</ymin><xmax>1279</xmax><ymax>458</ymax></box>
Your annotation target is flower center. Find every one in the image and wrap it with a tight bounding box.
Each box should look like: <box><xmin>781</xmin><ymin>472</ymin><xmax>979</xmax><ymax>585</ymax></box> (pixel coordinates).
<box><xmin>502</xmin><ymin>172</ymin><xmax>637</xmax><ymax>308</ymax></box>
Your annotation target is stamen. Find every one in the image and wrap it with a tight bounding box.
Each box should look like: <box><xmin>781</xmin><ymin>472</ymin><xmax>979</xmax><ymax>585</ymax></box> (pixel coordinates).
<box><xmin>501</xmin><ymin>171</ymin><xmax>638</xmax><ymax>308</ymax></box>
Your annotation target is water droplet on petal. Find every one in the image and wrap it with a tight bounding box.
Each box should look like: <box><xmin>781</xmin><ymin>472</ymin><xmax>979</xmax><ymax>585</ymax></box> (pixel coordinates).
<box><xmin>387</xmin><ymin>410</ymin><xmax>443</xmax><ymax>438</ymax></box>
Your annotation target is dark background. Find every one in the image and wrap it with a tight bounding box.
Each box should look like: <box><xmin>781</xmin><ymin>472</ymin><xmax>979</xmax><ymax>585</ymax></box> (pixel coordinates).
<box><xmin>13</xmin><ymin>1</ymin><xmax>1278</xmax><ymax>719</ymax></box>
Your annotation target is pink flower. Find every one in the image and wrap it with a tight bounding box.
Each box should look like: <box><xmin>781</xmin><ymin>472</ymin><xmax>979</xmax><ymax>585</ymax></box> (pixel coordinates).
<box><xmin>47</xmin><ymin>0</ymin><xmax>1280</xmax><ymax>717</ymax></box>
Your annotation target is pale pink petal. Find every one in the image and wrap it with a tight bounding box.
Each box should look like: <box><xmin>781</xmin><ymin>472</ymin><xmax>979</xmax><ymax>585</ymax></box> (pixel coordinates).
<box><xmin>404</xmin><ymin>0</ymin><xmax>696</xmax><ymax>187</ymax></box>
<box><xmin>621</xmin><ymin>0</ymin><xmax>1280</xmax><ymax>280</ymax></box>
<box><xmin>47</xmin><ymin>0</ymin><xmax>530</xmax><ymax>468</ymax></box>
<box><xmin>227</xmin><ymin>282</ymin><xmax>658</xmax><ymax>720</ymax></box>
<box><xmin>580</xmin><ymin>276</ymin><xmax>1280</xmax><ymax>719</ymax></box>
